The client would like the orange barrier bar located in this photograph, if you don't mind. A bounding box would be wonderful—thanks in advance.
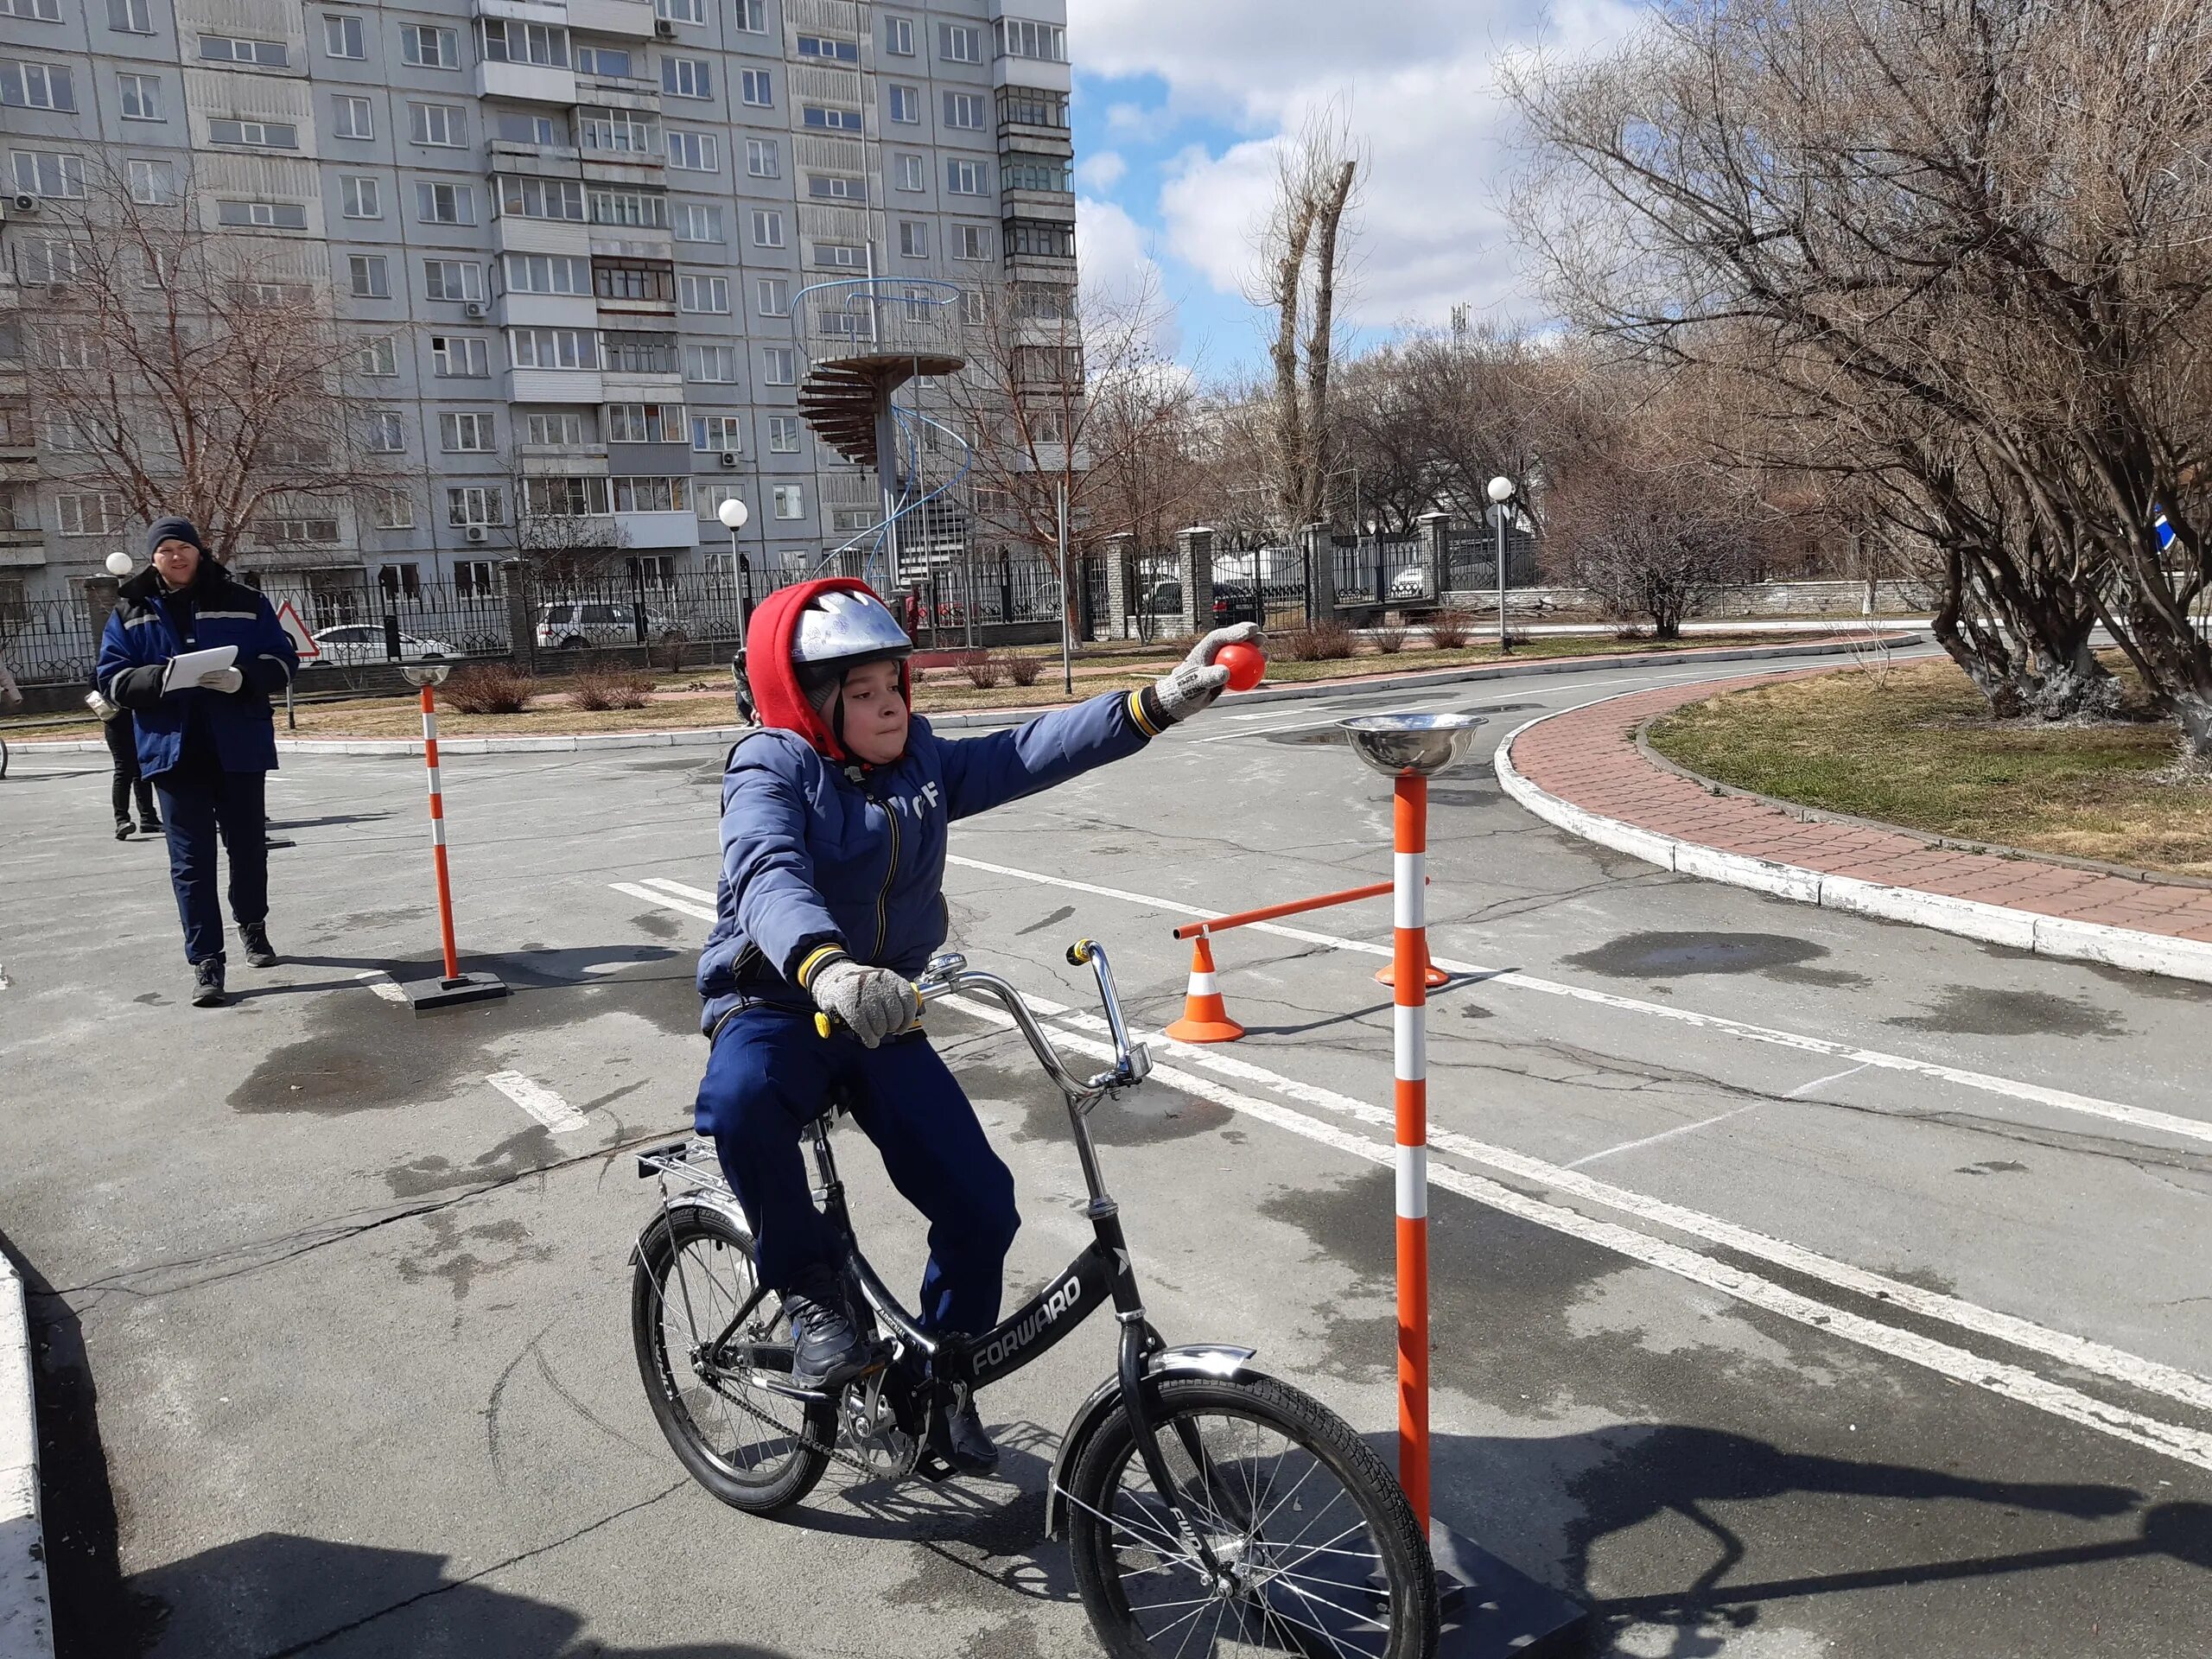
[1170,879,1395,940]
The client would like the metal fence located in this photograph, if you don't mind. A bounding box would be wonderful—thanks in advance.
[0,594,102,688]
[1444,524,1540,594]
[1330,537,1427,607]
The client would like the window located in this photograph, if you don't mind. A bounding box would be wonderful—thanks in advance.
[761,347,796,386]
[43,412,84,451]
[946,159,986,196]
[999,86,1068,129]
[481,19,567,65]
[0,0,59,18]
[430,335,489,377]
[57,492,125,536]
[416,181,475,226]
[940,22,979,62]
[750,209,783,248]
[574,43,630,76]
[600,330,675,373]
[499,175,585,220]
[356,335,398,376]
[219,199,308,229]
[683,344,738,383]
[399,24,458,68]
[208,118,297,149]
[448,486,504,526]
[522,474,608,517]
[108,0,152,32]
[591,189,668,229]
[332,94,373,139]
[1007,218,1075,259]
[594,259,674,302]
[897,154,925,193]
[1003,154,1071,194]
[503,252,588,294]
[346,255,389,298]
[739,67,772,106]
[734,0,766,32]
[340,175,380,219]
[127,159,173,205]
[768,416,801,453]
[524,410,588,445]
[508,327,592,369]
[0,60,73,110]
[812,242,863,270]
[667,130,717,171]
[887,85,919,124]
[943,92,982,130]
[496,111,565,145]
[746,137,779,178]
[409,102,464,147]
[808,174,863,201]
[454,560,501,596]
[696,483,743,520]
[578,106,656,151]
[755,276,788,317]
[661,57,709,99]
[656,0,704,22]
[957,223,990,261]
[804,105,862,131]
[673,201,722,242]
[677,274,728,313]
[897,220,928,258]
[200,35,287,67]
[439,411,493,452]
[797,35,857,63]
[691,413,743,453]
[375,562,420,599]
[611,476,688,512]
[994,17,1065,61]
[423,259,483,302]
[323,14,364,58]
[884,16,913,55]
[605,403,683,442]
[372,487,413,530]
[772,484,804,520]
[366,410,404,452]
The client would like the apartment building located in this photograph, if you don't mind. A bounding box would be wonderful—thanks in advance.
[0,0,1076,612]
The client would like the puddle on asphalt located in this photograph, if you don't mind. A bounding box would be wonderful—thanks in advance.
[1563,931,1871,988]
[1885,986,2126,1038]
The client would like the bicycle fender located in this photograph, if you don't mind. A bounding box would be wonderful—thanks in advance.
[1044,1344,1259,1538]
[626,1192,750,1268]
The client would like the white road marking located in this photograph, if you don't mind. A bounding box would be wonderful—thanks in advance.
[938,991,2212,1472]
[639,876,715,903]
[486,1070,588,1134]
[613,881,715,923]
[355,969,408,1004]
[942,853,2212,1149]
[1563,1103,1762,1169]
[1787,1061,1877,1099]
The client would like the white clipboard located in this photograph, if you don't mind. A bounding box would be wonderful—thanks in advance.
[162,645,238,693]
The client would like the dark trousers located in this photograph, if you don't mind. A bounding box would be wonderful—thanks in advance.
[103,716,157,828]
[152,767,270,965]
[696,1005,1021,1337]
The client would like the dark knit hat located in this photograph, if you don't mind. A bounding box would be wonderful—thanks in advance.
[146,517,206,557]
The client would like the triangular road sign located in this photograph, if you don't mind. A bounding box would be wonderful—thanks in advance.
[276,600,320,658]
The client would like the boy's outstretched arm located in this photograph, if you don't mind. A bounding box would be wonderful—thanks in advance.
[720,745,847,988]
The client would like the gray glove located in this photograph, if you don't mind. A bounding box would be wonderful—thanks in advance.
[1149,623,1262,725]
[198,666,245,695]
[811,957,920,1049]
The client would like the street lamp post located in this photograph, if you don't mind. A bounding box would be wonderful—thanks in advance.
[716,495,753,639]
[1486,475,1515,652]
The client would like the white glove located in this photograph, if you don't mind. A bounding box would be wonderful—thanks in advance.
[198,666,245,694]
[1150,623,1261,724]
[811,958,920,1049]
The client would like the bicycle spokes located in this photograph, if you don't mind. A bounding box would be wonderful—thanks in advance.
[656,1230,811,1473]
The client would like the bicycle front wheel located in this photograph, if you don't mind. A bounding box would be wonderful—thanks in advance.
[630,1202,836,1515]
[1065,1374,1437,1659]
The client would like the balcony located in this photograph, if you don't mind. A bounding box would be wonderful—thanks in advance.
[614,510,696,550]
[493,215,593,258]
[506,366,605,404]
[1001,185,1074,221]
[579,150,664,190]
[567,0,657,39]
[498,291,597,328]
[476,60,578,106]
[518,439,608,462]
[0,526,47,565]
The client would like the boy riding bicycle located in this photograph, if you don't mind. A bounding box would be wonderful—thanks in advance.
[694,577,1257,1473]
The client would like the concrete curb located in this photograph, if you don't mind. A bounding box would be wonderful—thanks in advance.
[13,635,1910,758]
[1493,693,2212,988]
[0,1255,52,1659]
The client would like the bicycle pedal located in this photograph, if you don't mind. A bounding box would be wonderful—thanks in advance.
[912,1448,957,1484]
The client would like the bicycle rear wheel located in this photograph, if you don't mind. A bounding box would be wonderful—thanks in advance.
[631,1202,836,1514]
[1065,1375,1437,1659]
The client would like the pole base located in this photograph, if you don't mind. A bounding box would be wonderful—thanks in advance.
[1376,960,1450,989]
[1431,1519,1590,1657]
[401,971,510,1014]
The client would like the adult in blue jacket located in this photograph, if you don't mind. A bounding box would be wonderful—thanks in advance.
[694,577,1257,1472]
[94,518,298,1007]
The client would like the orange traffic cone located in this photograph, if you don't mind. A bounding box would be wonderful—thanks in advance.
[1164,931,1244,1043]
[1376,941,1449,990]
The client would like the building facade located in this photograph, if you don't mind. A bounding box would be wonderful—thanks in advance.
[0,0,1076,615]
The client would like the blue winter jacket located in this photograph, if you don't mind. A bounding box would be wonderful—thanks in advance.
[92,563,298,777]
[696,690,1158,1034]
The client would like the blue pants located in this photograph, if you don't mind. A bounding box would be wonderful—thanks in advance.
[153,767,269,966]
[695,1005,1020,1337]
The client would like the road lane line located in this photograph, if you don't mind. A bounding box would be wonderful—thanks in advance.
[943,853,2212,1149]
[613,881,716,923]
[486,1070,588,1134]
[1563,1104,1762,1169]
[641,877,717,904]
[355,969,408,1004]
[938,994,2212,1472]
[1788,1061,1876,1099]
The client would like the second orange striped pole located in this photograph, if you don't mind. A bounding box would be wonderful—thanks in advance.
[1391,771,1432,1531]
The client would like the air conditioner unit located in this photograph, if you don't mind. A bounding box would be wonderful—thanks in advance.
[462,301,486,319]
[718,451,739,469]
[653,17,677,36]
[465,524,488,543]
[10,193,39,214]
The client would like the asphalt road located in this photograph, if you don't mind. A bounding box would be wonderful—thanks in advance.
[3,648,2209,1659]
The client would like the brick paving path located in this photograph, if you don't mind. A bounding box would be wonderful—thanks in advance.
[1509,671,2212,947]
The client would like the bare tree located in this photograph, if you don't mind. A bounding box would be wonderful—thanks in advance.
[510,463,632,582]
[19,162,386,566]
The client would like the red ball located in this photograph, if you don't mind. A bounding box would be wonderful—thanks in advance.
[1217,640,1266,692]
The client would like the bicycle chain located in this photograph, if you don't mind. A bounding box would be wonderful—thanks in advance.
[703,1362,922,1483]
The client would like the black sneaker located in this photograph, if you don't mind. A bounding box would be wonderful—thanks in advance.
[240,923,277,968]
[191,958,226,1007]
[115,820,134,841]
[930,1384,1000,1475]
[142,817,162,834]
[781,1268,869,1393]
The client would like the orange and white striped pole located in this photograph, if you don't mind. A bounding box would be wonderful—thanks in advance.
[1391,771,1433,1531]
[421,683,461,982]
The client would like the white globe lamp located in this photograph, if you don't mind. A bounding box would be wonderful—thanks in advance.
[716,498,749,531]
[105,551,135,577]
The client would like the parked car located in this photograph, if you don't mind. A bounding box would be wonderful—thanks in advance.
[303,624,461,668]
[1210,582,1260,626]
[534,601,671,651]
[1389,564,1432,601]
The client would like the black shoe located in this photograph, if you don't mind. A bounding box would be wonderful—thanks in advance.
[239,923,278,969]
[142,817,162,834]
[781,1268,869,1393]
[930,1385,1000,1475]
[116,820,133,841]
[191,958,226,1007]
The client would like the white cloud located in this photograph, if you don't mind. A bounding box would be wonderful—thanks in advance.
[1074,149,1128,191]
[1075,195,1179,355]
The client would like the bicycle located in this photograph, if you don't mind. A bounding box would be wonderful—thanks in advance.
[629,940,1438,1657]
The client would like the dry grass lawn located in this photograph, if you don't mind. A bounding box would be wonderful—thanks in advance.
[1647,657,2212,876]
